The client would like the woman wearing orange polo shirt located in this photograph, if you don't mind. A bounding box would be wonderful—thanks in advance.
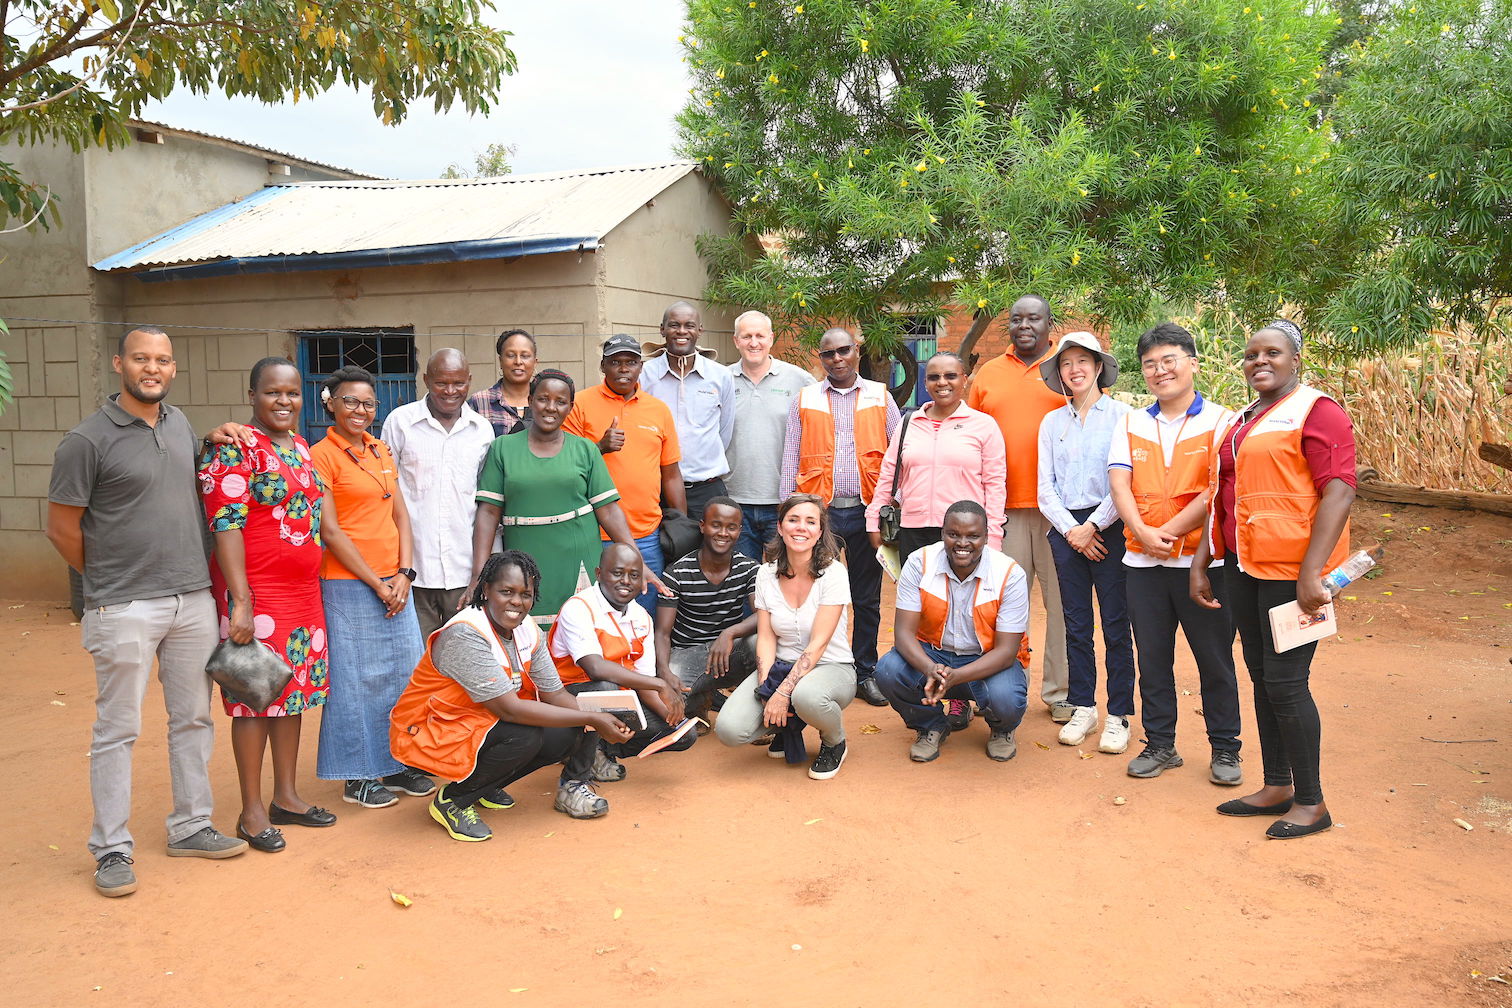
[1190,321,1355,840]
[311,366,433,810]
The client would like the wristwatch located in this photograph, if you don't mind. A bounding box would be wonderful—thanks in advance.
[396,567,417,580]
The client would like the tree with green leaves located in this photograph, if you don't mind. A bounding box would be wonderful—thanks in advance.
[441,140,516,178]
[677,0,1350,391]
[1320,0,1512,351]
[0,1,517,230]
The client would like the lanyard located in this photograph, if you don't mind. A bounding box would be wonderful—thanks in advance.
[342,440,392,500]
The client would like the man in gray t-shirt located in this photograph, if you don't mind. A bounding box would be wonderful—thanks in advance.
[724,310,816,560]
[46,326,248,897]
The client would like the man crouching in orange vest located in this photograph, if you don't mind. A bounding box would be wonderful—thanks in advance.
[874,501,1032,764]
[390,550,635,842]
[547,543,698,808]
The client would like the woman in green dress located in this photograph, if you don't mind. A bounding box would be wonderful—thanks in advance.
[470,370,653,616]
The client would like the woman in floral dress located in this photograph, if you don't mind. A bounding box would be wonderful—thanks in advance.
[200,357,338,852]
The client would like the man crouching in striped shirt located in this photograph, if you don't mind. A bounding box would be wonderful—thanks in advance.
[653,497,759,723]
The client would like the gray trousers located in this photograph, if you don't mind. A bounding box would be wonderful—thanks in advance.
[412,586,469,640]
[81,589,219,859]
[714,663,856,748]
[1003,507,1068,706]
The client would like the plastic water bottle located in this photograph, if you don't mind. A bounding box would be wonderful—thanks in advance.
[1322,547,1383,596]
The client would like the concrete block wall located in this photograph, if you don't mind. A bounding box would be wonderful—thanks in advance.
[0,322,100,600]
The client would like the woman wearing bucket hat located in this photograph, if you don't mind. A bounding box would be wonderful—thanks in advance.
[1036,332,1137,754]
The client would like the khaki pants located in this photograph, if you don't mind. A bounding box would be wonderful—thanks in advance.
[82,589,219,859]
[1002,507,1068,706]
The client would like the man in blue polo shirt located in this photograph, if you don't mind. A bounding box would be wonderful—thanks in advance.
[640,301,736,522]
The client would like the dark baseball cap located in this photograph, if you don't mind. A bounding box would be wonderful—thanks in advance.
[601,334,643,359]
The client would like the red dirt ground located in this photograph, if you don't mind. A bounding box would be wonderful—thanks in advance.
[3,500,1509,1008]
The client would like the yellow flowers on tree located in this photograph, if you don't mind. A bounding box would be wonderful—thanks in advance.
[0,1,517,230]
[678,0,1342,388]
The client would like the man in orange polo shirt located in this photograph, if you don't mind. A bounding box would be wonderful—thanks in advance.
[564,334,687,613]
[966,294,1073,723]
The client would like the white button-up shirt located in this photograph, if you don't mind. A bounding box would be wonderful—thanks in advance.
[381,399,496,590]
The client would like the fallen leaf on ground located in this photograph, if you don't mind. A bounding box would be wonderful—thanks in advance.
[1034,741,1049,750]
[613,907,623,920]
[1342,595,1357,601]
[859,724,881,734]
[8,604,24,609]
[1113,796,1126,806]
[594,946,618,955]
[1453,818,1473,831]
[1078,751,1094,760]
[48,844,58,850]
[804,818,822,825]
[389,891,412,907]
[543,832,554,838]
[50,700,65,707]
[510,988,528,993]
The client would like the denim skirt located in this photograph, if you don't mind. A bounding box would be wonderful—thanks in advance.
[315,577,424,780]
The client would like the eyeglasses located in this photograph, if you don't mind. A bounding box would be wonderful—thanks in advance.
[339,395,379,411]
[1140,354,1193,374]
[818,345,857,360]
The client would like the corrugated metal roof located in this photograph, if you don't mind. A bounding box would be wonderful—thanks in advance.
[127,118,377,179]
[92,161,699,276]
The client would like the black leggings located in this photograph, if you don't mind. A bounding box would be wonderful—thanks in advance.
[449,722,581,808]
[1226,560,1324,805]
[896,526,942,566]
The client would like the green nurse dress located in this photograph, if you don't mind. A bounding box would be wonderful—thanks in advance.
[475,433,620,616]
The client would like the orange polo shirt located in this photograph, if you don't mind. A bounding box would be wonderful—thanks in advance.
[310,429,401,580]
[967,349,1067,509]
[563,383,680,539]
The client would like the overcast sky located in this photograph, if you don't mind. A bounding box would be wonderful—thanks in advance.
[145,2,692,179]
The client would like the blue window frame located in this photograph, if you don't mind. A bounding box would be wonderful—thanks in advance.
[296,327,417,443]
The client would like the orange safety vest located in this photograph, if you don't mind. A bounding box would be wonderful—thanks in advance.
[1209,385,1351,580]
[914,543,1033,669]
[795,380,890,504]
[548,591,648,686]
[389,608,541,783]
[1122,404,1220,561]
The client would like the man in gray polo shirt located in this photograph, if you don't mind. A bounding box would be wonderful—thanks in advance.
[725,310,815,560]
[47,326,247,897]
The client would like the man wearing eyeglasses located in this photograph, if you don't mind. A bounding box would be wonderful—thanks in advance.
[966,295,1074,723]
[1106,322,1243,785]
[381,348,496,637]
[640,302,736,523]
[779,328,901,706]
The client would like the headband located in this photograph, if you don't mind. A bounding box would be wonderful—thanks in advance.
[1266,319,1304,353]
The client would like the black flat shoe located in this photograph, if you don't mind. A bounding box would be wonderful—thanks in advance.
[237,822,286,853]
[1265,813,1333,839]
[1216,797,1295,817]
[268,803,337,827]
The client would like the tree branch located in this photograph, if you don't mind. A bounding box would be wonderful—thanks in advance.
[0,0,157,110]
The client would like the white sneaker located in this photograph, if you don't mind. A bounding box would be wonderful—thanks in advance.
[1099,715,1131,754]
[1058,706,1099,746]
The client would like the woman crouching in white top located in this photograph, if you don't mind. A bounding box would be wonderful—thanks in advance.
[714,493,856,779]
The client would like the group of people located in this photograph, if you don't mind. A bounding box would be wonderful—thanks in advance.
[48,295,1356,897]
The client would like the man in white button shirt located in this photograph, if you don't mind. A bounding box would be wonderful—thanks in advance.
[382,348,497,638]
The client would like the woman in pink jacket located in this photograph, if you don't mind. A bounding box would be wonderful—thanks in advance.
[867,352,1007,561]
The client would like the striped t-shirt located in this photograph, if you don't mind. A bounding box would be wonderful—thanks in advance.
[660,552,759,649]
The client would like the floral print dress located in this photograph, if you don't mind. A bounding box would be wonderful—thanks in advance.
[199,428,329,717]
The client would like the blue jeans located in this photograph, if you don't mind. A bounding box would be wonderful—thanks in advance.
[633,530,664,615]
[875,642,1028,734]
[316,577,424,780]
[736,504,778,562]
[1046,510,1136,715]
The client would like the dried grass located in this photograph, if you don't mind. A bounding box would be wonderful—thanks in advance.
[1311,330,1512,494]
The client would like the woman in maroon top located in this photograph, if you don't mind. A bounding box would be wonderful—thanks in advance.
[1190,321,1355,839]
